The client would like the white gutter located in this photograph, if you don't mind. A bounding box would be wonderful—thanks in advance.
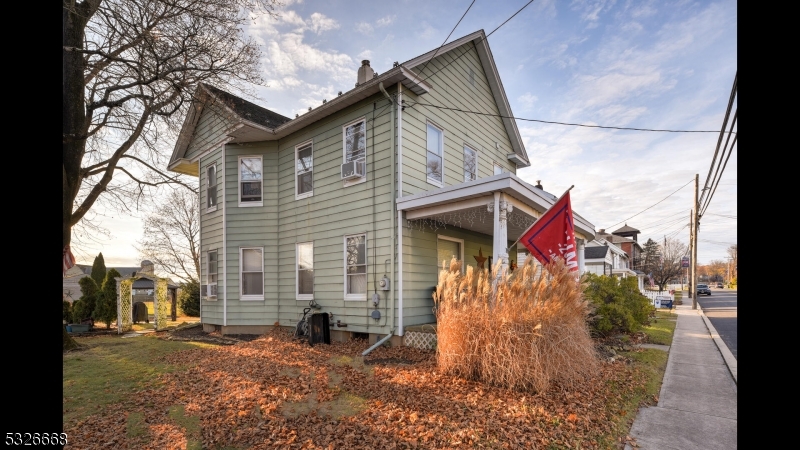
[379,83,396,335]
[222,144,227,326]
[397,82,404,337]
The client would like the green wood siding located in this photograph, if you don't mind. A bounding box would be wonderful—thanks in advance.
[199,148,224,324]
[401,42,517,196]
[184,103,237,162]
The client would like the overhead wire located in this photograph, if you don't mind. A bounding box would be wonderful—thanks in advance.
[406,101,734,134]
[698,72,737,215]
[416,0,476,84]
[604,178,694,230]
[417,0,538,86]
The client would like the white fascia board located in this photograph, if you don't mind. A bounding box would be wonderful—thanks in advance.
[401,30,485,69]
[169,96,204,167]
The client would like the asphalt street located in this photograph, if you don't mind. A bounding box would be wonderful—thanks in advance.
[694,288,737,360]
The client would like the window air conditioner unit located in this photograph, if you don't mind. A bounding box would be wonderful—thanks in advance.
[341,160,365,180]
[207,283,217,298]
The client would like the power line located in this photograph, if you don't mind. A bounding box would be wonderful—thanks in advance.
[417,0,538,86]
[408,101,735,134]
[698,72,737,215]
[416,0,476,85]
[704,212,737,220]
[604,178,695,230]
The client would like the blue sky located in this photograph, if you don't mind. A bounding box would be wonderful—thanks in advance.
[76,0,737,269]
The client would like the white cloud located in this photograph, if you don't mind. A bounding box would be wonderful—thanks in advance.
[356,22,373,34]
[308,12,339,34]
[517,93,538,111]
[357,50,373,61]
[277,10,307,28]
[376,15,396,27]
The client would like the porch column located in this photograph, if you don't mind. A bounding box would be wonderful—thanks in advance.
[488,192,512,277]
[577,238,585,275]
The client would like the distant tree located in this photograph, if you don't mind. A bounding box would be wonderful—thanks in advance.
[650,238,689,292]
[137,187,200,284]
[95,268,121,329]
[640,238,660,276]
[91,252,107,287]
[178,279,200,317]
[706,260,727,282]
[78,276,100,320]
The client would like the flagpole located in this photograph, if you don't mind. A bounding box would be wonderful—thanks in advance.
[507,185,574,252]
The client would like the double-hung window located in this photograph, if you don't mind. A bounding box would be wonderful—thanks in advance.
[297,242,314,300]
[239,156,262,206]
[206,165,217,211]
[295,141,313,198]
[206,250,218,299]
[240,247,264,300]
[426,122,443,185]
[463,145,477,182]
[343,119,366,184]
[344,234,367,300]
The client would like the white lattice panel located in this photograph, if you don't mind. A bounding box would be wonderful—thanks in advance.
[404,331,437,350]
[118,279,133,334]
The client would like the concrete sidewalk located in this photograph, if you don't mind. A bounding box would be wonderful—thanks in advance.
[625,296,737,449]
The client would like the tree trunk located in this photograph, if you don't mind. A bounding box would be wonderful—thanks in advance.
[63,325,80,351]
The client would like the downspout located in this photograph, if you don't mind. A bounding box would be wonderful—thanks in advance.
[378,83,396,334]
[222,145,227,326]
[362,329,396,356]
[396,82,404,337]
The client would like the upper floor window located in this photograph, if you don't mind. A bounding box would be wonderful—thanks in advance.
[295,141,313,198]
[239,156,262,206]
[206,164,217,211]
[343,119,366,184]
[427,122,443,186]
[464,145,477,182]
[205,250,218,299]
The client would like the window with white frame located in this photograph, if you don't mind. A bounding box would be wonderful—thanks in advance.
[206,250,218,299]
[426,123,443,185]
[344,234,367,299]
[437,235,464,272]
[206,165,217,210]
[297,242,314,299]
[239,156,262,205]
[343,119,366,182]
[493,162,504,175]
[295,141,313,198]
[464,145,477,182]
[240,247,264,299]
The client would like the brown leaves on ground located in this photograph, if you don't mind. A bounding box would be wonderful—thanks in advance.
[64,328,649,449]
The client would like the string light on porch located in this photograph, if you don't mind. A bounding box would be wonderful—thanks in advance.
[506,210,536,230]
[406,208,490,233]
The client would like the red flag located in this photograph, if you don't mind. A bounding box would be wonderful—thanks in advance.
[63,245,76,276]
[518,191,578,272]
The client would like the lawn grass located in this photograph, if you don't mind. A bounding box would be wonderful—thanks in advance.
[644,310,678,345]
[595,348,670,448]
[63,335,213,424]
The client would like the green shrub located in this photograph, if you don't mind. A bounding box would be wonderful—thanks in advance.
[583,273,652,336]
[94,269,121,329]
[72,299,89,324]
[63,300,72,323]
[78,276,100,320]
[178,279,200,317]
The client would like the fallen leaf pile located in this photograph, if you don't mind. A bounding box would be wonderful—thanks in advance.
[64,328,652,449]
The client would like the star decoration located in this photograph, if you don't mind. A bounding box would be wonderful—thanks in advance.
[473,247,487,269]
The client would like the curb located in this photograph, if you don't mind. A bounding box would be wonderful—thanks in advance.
[697,308,737,385]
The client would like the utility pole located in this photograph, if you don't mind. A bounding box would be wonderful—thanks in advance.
[691,174,699,310]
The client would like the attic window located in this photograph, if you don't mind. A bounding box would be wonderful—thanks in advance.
[206,165,217,210]
[469,68,475,86]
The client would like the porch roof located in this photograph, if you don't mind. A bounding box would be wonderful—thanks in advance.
[396,172,596,240]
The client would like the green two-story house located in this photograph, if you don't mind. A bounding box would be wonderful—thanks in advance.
[167,30,596,346]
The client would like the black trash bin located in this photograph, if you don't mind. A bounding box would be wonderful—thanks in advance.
[309,313,330,346]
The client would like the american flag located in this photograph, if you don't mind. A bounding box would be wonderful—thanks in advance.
[63,245,76,276]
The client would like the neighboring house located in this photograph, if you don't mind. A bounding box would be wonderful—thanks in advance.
[595,224,643,271]
[583,239,644,291]
[166,30,597,344]
[62,264,139,303]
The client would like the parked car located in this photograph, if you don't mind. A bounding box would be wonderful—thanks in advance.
[716,283,724,288]
[696,284,711,295]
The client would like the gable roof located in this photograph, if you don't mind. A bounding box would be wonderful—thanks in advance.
[612,224,641,235]
[66,264,141,279]
[584,246,609,259]
[168,29,529,175]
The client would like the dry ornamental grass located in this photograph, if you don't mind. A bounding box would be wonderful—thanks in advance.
[433,257,598,392]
